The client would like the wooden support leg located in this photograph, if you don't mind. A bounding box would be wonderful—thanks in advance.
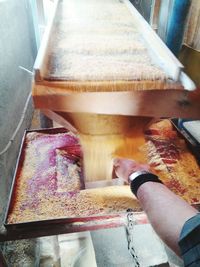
[40,112,53,128]
[0,250,7,267]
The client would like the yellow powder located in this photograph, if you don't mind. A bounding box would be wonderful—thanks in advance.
[45,0,170,84]
[79,117,149,181]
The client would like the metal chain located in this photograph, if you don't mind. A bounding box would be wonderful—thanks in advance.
[126,211,140,267]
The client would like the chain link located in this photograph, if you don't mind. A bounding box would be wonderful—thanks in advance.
[126,210,140,267]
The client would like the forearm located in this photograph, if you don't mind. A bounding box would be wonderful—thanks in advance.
[137,182,198,256]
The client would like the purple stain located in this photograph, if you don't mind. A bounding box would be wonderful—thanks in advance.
[54,190,78,198]
[25,132,82,206]
[20,198,40,210]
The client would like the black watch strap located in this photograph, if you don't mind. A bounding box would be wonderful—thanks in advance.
[130,173,163,197]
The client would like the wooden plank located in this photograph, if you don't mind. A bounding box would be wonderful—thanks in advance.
[34,79,184,91]
[33,84,200,119]
[0,213,148,242]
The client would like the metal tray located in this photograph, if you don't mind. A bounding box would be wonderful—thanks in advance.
[4,124,200,232]
[4,127,141,231]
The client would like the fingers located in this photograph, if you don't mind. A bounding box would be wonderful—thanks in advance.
[114,158,149,169]
[113,158,136,167]
[113,158,136,181]
[113,158,150,180]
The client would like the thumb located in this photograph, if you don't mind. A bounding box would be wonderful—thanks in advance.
[113,158,121,167]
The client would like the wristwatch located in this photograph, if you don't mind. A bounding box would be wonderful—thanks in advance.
[128,170,163,197]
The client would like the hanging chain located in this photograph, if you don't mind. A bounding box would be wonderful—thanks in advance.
[126,210,140,267]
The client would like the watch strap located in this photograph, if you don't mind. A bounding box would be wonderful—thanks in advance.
[130,172,163,197]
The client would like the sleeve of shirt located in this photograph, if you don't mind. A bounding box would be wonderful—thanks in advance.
[178,213,200,267]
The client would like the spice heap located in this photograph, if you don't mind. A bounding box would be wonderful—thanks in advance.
[143,120,200,203]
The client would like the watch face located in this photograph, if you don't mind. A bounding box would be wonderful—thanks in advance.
[129,171,149,182]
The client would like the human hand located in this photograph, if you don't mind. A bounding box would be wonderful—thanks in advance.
[113,158,150,183]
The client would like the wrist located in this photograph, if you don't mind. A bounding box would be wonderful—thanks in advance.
[128,171,163,197]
